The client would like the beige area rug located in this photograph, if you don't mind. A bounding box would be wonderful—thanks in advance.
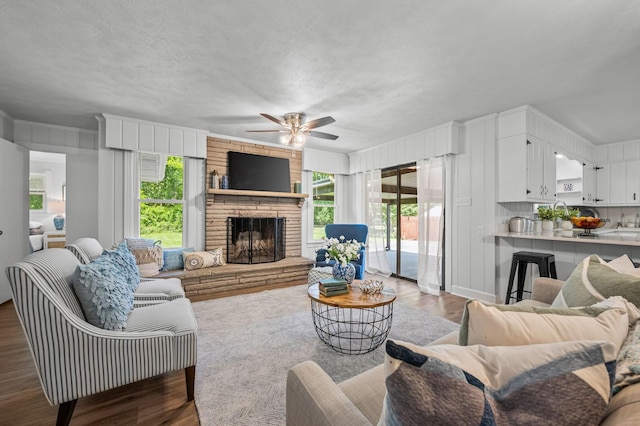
[191,284,459,425]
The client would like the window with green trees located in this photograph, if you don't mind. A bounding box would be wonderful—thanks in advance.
[139,154,183,247]
[312,171,334,239]
[29,173,46,211]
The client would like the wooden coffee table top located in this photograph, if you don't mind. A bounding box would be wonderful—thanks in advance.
[307,283,396,309]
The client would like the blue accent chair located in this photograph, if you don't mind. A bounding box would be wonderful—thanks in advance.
[315,224,368,279]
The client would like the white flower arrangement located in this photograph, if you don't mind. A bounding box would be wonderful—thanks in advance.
[320,235,363,267]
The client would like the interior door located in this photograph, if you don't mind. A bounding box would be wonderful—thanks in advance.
[0,138,29,304]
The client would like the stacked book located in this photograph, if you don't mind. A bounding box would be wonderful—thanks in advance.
[318,278,349,297]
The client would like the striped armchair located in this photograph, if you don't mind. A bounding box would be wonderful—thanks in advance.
[6,249,197,426]
[66,237,185,306]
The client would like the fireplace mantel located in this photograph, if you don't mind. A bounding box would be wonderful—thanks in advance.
[207,189,308,207]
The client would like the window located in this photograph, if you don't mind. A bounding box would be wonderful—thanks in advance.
[29,173,46,211]
[312,171,335,240]
[139,153,184,248]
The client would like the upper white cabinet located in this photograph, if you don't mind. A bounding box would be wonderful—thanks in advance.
[498,134,556,202]
[498,105,594,204]
[594,160,640,206]
[626,160,640,204]
[582,161,597,205]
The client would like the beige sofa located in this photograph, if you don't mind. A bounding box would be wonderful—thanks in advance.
[286,278,640,425]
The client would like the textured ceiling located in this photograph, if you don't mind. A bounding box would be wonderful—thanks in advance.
[0,1,639,153]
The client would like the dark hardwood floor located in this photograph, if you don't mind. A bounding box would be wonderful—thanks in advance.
[0,275,467,425]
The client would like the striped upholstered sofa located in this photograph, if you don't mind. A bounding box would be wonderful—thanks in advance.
[6,248,198,425]
[66,237,185,306]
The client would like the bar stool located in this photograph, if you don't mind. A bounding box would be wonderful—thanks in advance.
[505,251,557,304]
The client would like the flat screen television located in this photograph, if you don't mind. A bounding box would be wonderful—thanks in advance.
[228,151,291,192]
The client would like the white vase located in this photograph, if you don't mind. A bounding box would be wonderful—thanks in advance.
[541,220,554,231]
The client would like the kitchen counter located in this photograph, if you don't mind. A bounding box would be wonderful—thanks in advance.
[495,228,640,247]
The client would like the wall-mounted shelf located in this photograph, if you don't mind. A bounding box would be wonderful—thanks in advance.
[207,189,308,207]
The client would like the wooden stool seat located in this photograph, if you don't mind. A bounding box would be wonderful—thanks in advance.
[505,251,557,304]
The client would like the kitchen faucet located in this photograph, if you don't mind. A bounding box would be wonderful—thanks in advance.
[553,200,569,216]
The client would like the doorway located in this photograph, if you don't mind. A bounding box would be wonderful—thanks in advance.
[29,151,66,250]
[381,164,418,281]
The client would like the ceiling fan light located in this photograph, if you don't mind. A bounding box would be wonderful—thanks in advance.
[280,133,291,145]
[294,132,305,145]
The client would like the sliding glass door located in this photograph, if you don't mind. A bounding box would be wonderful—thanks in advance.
[381,164,418,281]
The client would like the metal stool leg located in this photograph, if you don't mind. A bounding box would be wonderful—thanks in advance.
[506,256,518,304]
[549,260,558,279]
[516,260,528,302]
[538,259,549,278]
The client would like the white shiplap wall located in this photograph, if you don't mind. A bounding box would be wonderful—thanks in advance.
[302,147,349,174]
[100,113,208,158]
[348,121,462,174]
[14,119,98,149]
[449,114,498,302]
[11,119,101,244]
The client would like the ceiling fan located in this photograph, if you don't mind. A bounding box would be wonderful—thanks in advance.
[247,112,338,147]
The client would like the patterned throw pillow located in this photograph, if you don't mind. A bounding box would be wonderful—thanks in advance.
[458,299,629,351]
[161,247,195,271]
[183,248,225,271]
[125,238,164,270]
[552,254,640,308]
[380,339,616,426]
[72,254,134,330]
[101,241,140,291]
[130,246,164,277]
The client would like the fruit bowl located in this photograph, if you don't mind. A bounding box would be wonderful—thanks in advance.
[571,216,606,236]
[570,217,604,229]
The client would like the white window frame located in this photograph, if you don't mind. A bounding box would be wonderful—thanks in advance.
[309,170,336,242]
[29,172,47,212]
[136,153,185,248]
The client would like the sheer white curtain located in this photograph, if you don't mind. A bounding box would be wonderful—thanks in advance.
[417,157,445,295]
[365,169,392,276]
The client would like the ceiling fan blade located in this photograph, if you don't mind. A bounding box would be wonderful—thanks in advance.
[308,130,339,140]
[260,113,287,127]
[304,116,335,129]
[246,129,289,133]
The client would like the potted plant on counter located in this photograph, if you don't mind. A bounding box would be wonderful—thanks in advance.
[559,208,580,230]
[537,206,556,231]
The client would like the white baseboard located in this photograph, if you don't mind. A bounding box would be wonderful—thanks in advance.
[450,286,497,303]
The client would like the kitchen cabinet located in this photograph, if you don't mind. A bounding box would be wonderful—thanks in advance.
[592,160,640,206]
[610,163,626,204]
[582,161,597,205]
[626,160,640,204]
[595,162,631,205]
[596,164,610,205]
[498,134,556,203]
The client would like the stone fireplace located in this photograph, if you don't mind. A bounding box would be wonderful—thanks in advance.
[226,217,285,264]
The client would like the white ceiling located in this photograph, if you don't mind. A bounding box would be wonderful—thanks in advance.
[1,1,639,153]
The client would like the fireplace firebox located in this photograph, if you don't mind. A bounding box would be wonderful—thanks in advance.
[226,217,286,264]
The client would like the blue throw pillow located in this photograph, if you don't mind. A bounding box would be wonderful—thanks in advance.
[102,241,140,291]
[72,254,134,330]
[161,247,195,271]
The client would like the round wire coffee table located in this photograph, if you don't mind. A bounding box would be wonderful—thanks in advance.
[307,283,396,355]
